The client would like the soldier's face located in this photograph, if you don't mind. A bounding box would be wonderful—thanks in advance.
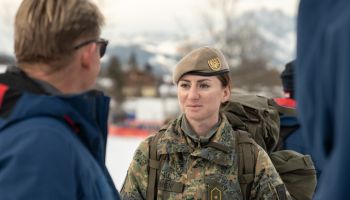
[177,74,230,126]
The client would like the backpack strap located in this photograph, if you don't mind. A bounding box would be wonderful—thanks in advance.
[146,130,165,200]
[236,130,258,200]
[237,130,290,200]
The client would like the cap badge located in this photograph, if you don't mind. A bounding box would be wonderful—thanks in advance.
[208,57,221,71]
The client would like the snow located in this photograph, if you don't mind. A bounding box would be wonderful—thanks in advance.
[0,65,7,73]
[106,136,144,190]
[122,97,179,121]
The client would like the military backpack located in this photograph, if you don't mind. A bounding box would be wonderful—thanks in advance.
[223,93,317,200]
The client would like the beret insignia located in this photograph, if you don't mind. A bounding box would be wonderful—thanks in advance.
[208,57,221,71]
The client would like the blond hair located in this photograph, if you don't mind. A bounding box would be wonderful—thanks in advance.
[14,0,104,70]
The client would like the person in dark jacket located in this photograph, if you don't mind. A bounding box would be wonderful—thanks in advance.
[0,0,120,199]
[274,61,305,152]
[274,61,321,178]
[296,0,350,199]
[274,61,303,151]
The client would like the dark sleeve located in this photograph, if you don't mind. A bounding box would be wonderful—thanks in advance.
[0,118,77,200]
[297,2,350,199]
[313,9,350,199]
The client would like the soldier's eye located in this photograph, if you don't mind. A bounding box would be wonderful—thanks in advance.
[199,83,210,89]
[179,83,190,89]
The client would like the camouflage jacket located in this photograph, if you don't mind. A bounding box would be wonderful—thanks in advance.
[121,114,290,200]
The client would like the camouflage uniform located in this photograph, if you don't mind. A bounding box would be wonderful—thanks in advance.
[121,114,290,200]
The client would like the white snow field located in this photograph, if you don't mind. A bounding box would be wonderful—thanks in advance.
[106,136,144,190]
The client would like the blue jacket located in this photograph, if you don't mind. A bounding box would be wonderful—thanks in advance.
[281,115,305,153]
[0,70,120,200]
[275,97,321,178]
[297,0,350,199]
[273,98,305,152]
[280,115,321,178]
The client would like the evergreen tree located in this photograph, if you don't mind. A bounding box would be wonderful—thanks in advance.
[144,62,153,74]
[128,51,138,71]
[106,55,125,104]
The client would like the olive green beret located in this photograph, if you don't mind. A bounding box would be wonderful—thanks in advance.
[173,46,230,84]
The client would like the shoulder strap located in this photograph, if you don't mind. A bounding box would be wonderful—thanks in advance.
[236,130,258,200]
[237,131,289,200]
[146,129,165,200]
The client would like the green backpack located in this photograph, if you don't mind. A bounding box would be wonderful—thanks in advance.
[223,93,317,200]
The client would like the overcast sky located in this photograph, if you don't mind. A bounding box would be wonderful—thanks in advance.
[99,0,299,35]
[0,0,298,54]
[1,0,298,33]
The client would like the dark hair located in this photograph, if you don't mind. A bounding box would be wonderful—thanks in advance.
[281,61,294,98]
[217,72,232,89]
[216,72,232,107]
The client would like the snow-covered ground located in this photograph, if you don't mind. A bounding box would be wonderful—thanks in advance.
[106,136,144,190]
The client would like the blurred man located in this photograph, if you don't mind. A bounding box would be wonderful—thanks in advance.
[0,0,120,199]
[274,61,302,151]
[296,0,350,199]
[274,61,321,178]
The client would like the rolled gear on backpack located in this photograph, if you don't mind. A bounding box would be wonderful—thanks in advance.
[270,150,317,200]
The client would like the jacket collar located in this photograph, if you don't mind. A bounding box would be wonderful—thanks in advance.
[0,66,59,95]
[0,87,110,164]
[157,114,236,167]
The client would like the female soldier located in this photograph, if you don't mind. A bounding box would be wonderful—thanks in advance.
[121,46,290,200]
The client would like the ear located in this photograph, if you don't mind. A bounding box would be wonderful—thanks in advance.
[221,86,231,103]
[80,43,97,70]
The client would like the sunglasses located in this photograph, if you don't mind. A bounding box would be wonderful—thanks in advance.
[73,38,109,58]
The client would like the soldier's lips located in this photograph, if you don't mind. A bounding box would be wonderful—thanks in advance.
[186,105,202,111]
[186,105,202,108]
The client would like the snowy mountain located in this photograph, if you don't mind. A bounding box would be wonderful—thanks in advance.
[101,33,184,79]
[103,8,296,77]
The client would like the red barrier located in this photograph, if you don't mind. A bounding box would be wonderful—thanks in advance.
[108,125,151,138]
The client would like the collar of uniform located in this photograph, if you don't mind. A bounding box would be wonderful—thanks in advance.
[181,114,221,143]
[157,115,194,155]
[190,114,236,166]
[157,114,236,167]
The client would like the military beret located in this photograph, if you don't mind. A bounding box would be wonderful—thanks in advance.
[173,46,230,84]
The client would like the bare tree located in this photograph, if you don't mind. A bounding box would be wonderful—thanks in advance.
[195,0,280,95]
[201,0,272,61]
